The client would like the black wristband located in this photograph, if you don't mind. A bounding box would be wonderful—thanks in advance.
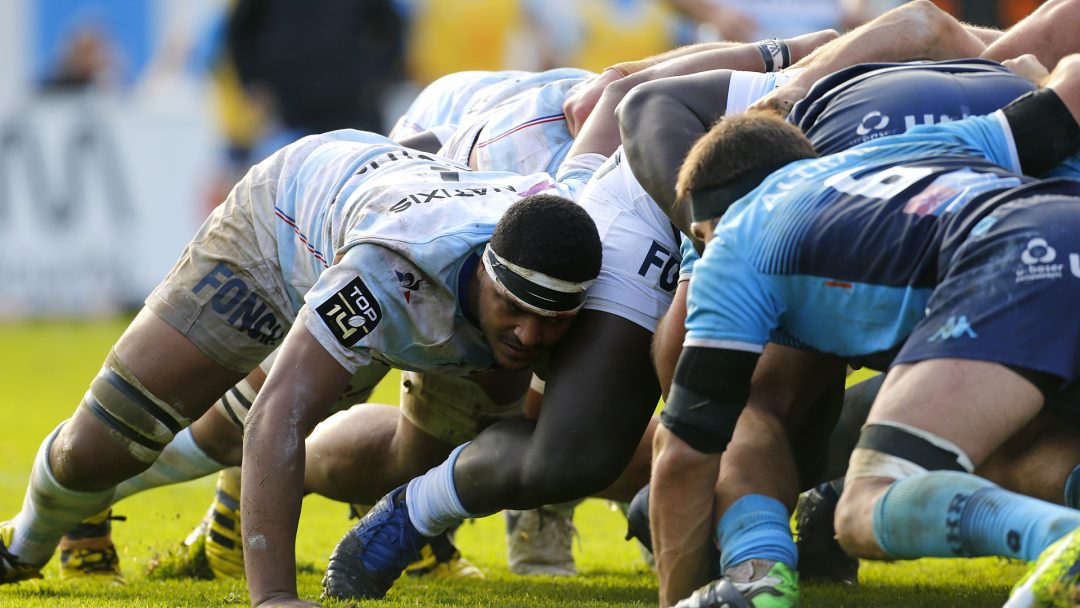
[1002,88,1080,176]
[755,39,791,73]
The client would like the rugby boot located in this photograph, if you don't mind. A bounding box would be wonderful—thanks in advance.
[59,509,125,583]
[674,559,799,608]
[404,529,484,580]
[0,522,44,584]
[1004,526,1080,608]
[793,483,858,585]
[505,502,580,576]
[323,485,428,600]
[352,504,483,580]
[203,468,245,578]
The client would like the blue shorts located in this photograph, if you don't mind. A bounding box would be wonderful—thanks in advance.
[791,60,1034,155]
[895,181,1080,389]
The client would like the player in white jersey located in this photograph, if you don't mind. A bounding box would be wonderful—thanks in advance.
[0,119,619,608]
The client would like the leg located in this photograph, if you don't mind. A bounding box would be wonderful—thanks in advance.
[835,359,1078,561]
[305,404,455,504]
[5,308,246,572]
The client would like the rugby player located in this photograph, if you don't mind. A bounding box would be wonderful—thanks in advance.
[659,49,1080,608]
[55,32,849,586]
[0,107,624,606]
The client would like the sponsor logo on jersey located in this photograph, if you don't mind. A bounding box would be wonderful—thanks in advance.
[192,263,285,346]
[315,277,383,347]
[927,315,977,342]
[637,241,680,293]
[1015,237,1063,283]
[396,270,423,303]
[388,185,518,213]
[854,110,969,140]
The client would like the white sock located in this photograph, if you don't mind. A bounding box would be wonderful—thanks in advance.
[10,423,115,566]
[405,443,482,537]
[113,427,225,502]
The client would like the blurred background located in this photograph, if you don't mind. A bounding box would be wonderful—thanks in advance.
[0,0,1043,318]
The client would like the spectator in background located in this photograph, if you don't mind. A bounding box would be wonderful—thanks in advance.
[40,25,119,92]
[525,0,680,73]
[677,0,844,42]
[227,0,405,157]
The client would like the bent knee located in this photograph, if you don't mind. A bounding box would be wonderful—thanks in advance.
[835,479,891,559]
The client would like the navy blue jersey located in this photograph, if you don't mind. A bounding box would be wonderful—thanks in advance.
[791,59,1035,156]
[686,113,1030,364]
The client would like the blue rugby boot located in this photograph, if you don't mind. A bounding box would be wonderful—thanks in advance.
[323,485,429,600]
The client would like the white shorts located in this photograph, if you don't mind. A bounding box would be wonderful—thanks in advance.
[580,148,680,332]
[725,68,805,115]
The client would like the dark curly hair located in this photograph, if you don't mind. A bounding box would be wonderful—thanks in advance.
[490,194,602,283]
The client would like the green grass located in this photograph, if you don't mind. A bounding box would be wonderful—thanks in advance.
[0,319,1028,606]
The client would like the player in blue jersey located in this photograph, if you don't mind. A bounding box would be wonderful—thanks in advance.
[656,52,1080,608]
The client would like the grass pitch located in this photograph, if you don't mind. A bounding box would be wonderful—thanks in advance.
[0,318,1027,606]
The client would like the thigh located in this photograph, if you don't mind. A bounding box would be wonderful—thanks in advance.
[867,359,1043,467]
[399,371,528,446]
[144,158,293,375]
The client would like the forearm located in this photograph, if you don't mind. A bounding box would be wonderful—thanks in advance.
[782,0,985,100]
[243,411,307,605]
[652,426,721,607]
[965,24,1003,45]
[982,0,1080,69]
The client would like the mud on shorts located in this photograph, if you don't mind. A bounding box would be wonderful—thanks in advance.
[398,371,526,446]
[896,184,1080,399]
[145,151,294,374]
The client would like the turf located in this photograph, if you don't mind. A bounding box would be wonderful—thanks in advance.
[0,318,1028,606]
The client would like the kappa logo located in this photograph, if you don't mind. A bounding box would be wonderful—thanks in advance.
[315,277,383,347]
[1016,237,1064,283]
[927,315,977,342]
[395,270,423,303]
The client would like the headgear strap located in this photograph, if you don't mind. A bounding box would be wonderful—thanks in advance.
[688,164,788,223]
[482,245,595,318]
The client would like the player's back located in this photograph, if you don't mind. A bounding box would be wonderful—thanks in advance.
[700,117,1034,360]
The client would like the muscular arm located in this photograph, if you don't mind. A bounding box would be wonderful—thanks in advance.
[616,70,735,234]
[982,0,1080,69]
[755,0,987,114]
[652,345,757,605]
[564,31,836,136]
[243,325,351,607]
[453,311,659,511]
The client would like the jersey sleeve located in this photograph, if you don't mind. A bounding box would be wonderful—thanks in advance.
[549,152,607,200]
[301,244,429,374]
[683,239,782,353]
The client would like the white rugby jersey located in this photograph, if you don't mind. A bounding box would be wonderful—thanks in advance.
[437,68,592,176]
[388,70,530,140]
[260,129,602,374]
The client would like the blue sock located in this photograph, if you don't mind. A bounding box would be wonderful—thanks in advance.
[716,494,797,572]
[874,471,1080,562]
[1065,463,1080,510]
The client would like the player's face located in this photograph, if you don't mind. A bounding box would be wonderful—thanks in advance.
[476,271,576,370]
